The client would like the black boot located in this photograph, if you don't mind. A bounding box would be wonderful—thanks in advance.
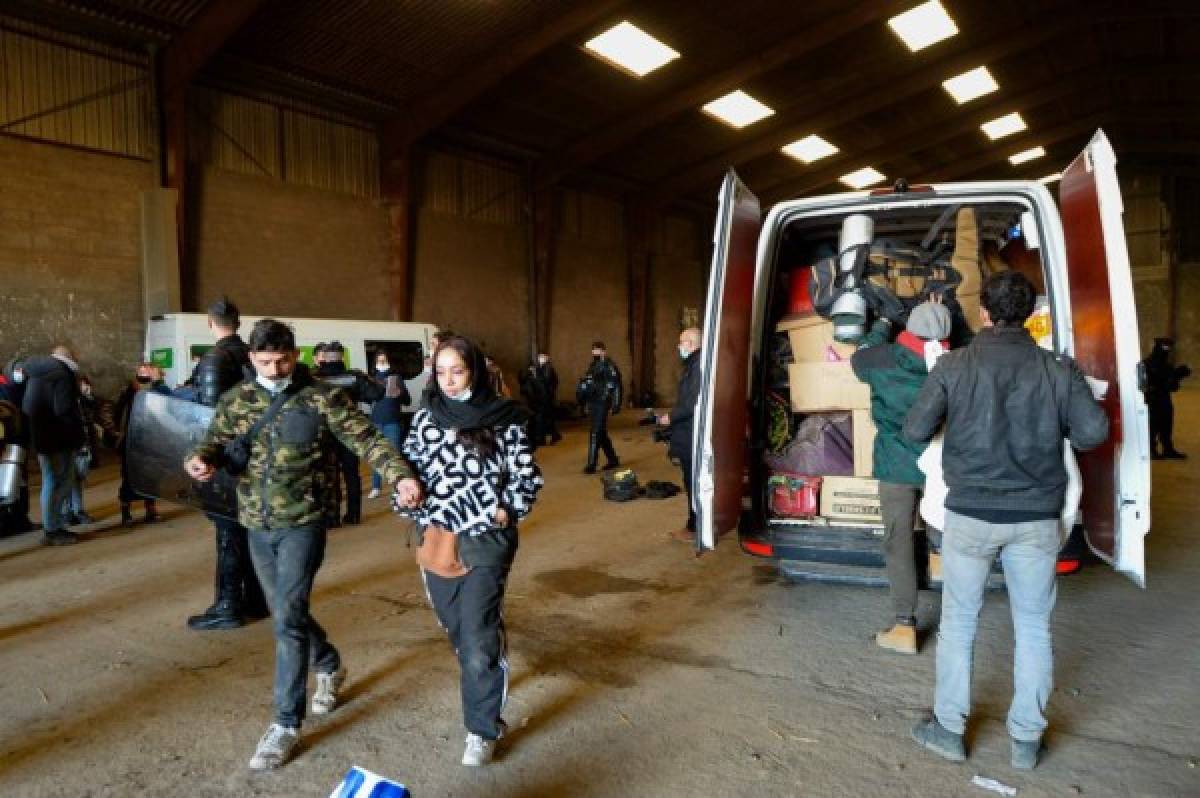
[187,524,246,631]
[143,500,160,523]
[343,494,362,525]
[120,503,134,527]
[583,434,599,474]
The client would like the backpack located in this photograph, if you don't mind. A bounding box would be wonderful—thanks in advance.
[601,468,639,502]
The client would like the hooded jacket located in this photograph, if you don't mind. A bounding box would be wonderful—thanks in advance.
[21,355,86,455]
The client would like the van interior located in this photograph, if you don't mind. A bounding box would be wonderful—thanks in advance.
[754,199,1050,530]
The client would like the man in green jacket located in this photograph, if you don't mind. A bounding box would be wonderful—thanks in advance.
[185,319,422,771]
[852,300,951,654]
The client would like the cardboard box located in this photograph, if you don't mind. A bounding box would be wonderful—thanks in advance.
[788,361,871,412]
[852,408,875,478]
[820,476,882,522]
[776,315,856,363]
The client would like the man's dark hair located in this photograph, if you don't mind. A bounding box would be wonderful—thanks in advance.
[325,340,345,354]
[591,340,606,350]
[981,271,1037,326]
[248,319,295,352]
[207,297,240,329]
[312,342,326,356]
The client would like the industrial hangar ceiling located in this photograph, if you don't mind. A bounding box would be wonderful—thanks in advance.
[7,0,1198,211]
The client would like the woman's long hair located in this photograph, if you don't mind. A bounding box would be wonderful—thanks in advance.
[433,335,499,458]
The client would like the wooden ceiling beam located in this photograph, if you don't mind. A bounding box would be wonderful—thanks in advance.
[757,62,1103,203]
[161,0,270,96]
[533,0,912,187]
[644,6,1086,206]
[381,0,628,156]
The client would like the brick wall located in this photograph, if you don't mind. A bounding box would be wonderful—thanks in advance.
[191,167,392,322]
[0,135,151,397]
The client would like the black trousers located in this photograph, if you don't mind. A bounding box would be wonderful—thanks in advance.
[1148,393,1176,452]
[423,565,510,740]
[209,513,267,614]
[678,448,696,531]
[335,443,361,516]
[587,402,617,465]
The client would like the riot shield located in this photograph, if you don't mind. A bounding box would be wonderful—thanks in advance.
[126,391,239,520]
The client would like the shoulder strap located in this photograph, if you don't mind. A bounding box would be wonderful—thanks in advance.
[247,386,299,442]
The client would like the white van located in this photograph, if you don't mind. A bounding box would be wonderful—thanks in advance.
[692,130,1150,588]
[144,313,437,413]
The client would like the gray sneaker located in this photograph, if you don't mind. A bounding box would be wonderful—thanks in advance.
[311,666,346,715]
[43,529,79,546]
[1011,737,1043,770]
[911,717,966,762]
[248,723,299,770]
[462,719,507,767]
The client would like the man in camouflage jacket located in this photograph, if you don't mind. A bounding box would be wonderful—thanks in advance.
[184,319,422,771]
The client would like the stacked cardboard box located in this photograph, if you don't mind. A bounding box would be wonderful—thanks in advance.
[775,314,877,511]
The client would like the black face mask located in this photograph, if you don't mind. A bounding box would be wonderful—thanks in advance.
[135,376,152,385]
[592,355,603,362]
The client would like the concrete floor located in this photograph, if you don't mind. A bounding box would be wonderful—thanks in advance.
[0,396,1197,797]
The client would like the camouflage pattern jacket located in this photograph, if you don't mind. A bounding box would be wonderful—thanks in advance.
[189,369,414,531]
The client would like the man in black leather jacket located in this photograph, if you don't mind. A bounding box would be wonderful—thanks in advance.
[313,341,384,525]
[903,272,1108,770]
[577,341,622,473]
[658,328,702,542]
[186,298,268,630]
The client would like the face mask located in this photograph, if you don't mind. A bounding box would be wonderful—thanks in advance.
[678,345,690,360]
[12,371,24,383]
[257,375,291,394]
[447,388,472,403]
[537,356,549,366]
[592,355,602,362]
[376,364,389,373]
[135,376,153,385]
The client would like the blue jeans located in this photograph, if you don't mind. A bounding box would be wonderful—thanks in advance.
[934,510,1059,743]
[38,451,76,533]
[370,422,405,492]
[247,526,340,728]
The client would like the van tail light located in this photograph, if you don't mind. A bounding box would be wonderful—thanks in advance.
[743,540,774,558]
[1056,559,1082,575]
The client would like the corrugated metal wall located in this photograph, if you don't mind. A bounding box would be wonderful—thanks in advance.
[189,87,380,198]
[0,21,151,158]
[421,151,523,225]
[559,188,624,246]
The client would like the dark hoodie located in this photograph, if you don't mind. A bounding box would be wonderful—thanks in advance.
[21,355,86,455]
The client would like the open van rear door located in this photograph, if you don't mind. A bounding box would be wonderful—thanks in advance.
[1058,130,1150,587]
[693,170,761,550]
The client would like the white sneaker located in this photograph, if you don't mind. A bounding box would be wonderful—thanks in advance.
[311,666,346,715]
[367,488,381,500]
[248,723,299,770]
[462,720,506,766]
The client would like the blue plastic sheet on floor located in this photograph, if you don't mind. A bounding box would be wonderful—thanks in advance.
[329,766,410,798]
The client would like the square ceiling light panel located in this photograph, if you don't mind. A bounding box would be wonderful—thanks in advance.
[1038,172,1063,184]
[1009,146,1047,165]
[943,66,999,104]
[781,134,839,163]
[981,112,1027,140]
[840,167,887,190]
[888,1,959,52]
[703,90,775,129]
[585,21,680,77]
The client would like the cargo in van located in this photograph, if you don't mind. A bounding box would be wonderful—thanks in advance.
[691,130,1150,588]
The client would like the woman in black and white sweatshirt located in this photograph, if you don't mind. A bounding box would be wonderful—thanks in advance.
[396,334,542,766]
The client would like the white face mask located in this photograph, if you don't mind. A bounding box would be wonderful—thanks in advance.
[537,356,549,366]
[257,375,291,394]
[12,370,24,383]
[376,364,389,373]
[447,388,473,403]
[678,345,690,360]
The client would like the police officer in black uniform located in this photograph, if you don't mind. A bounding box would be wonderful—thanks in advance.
[313,341,384,524]
[186,298,268,630]
[577,341,622,474]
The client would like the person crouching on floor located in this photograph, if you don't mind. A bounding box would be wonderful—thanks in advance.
[396,334,543,766]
